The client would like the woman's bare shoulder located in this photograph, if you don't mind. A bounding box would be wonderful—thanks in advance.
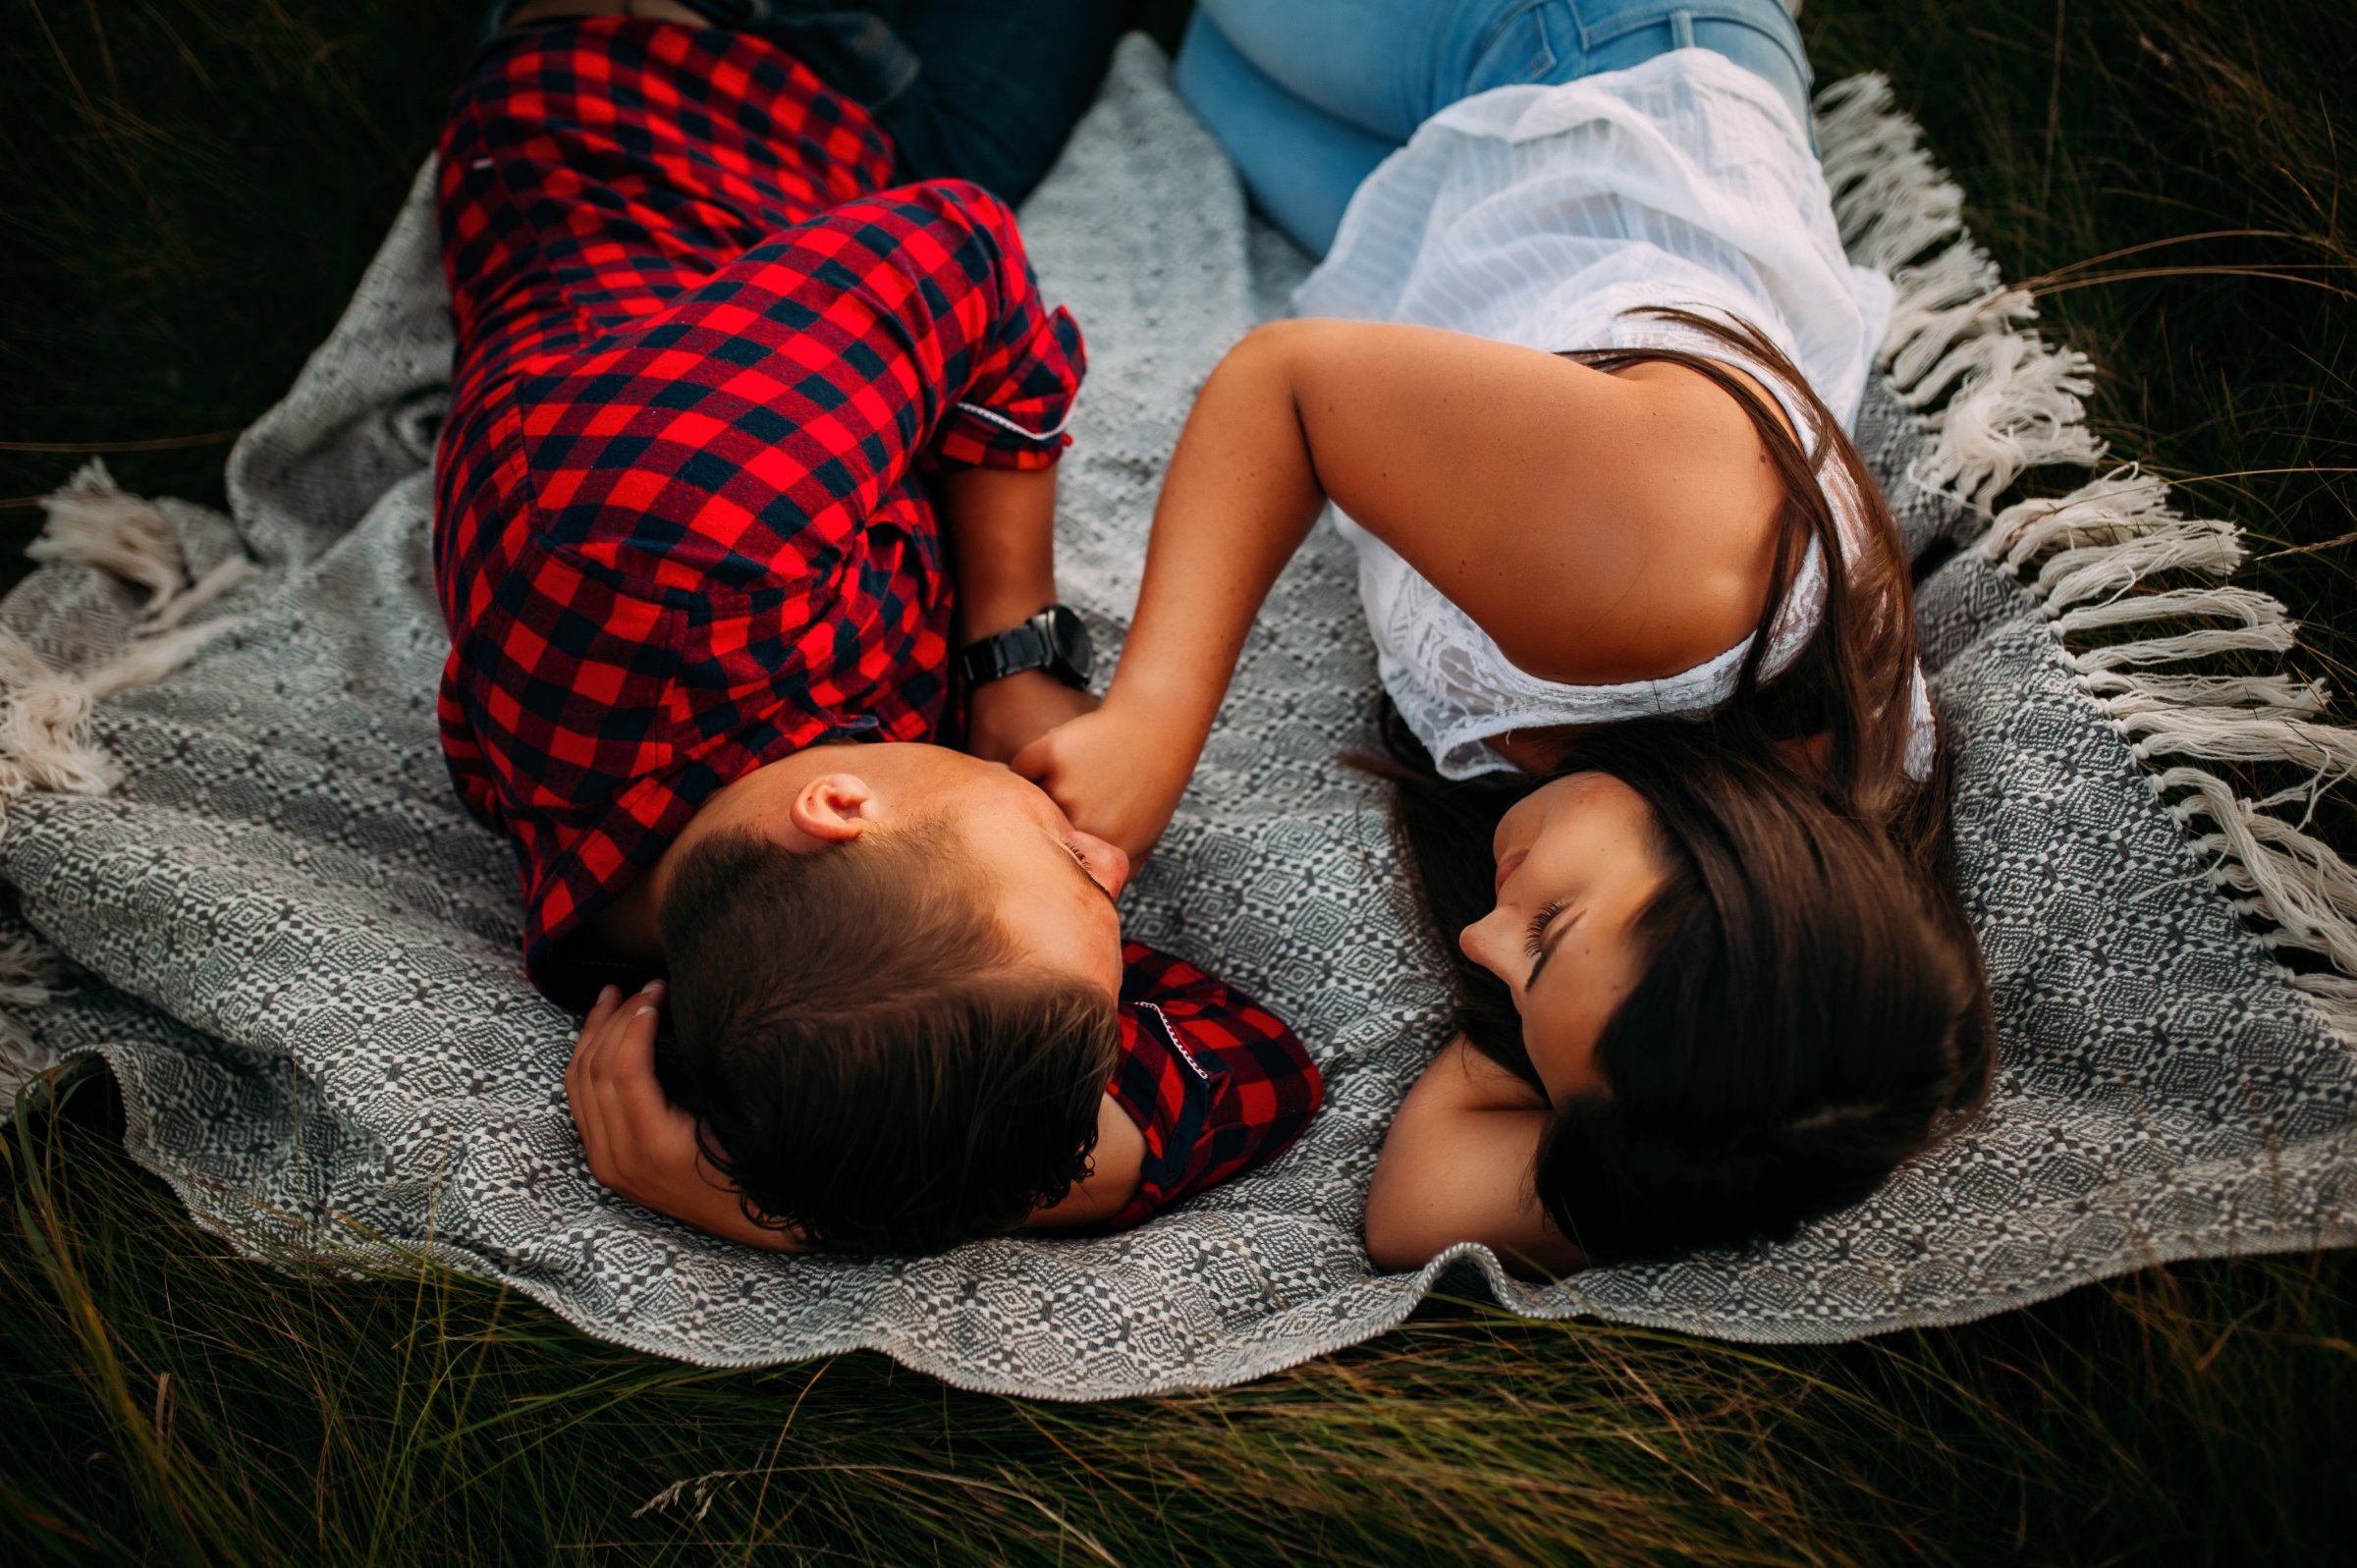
[1250,320,1794,685]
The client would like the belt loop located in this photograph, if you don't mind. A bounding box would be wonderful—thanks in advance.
[1671,9,1696,49]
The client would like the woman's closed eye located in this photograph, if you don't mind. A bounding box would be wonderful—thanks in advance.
[1523,899,1566,960]
[1062,838,1120,906]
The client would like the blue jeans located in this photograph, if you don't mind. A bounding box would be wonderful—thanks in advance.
[478,1,1125,206]
[1174,0,1816,256]
[866,1,1125,205]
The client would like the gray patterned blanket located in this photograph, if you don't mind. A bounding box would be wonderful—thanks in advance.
[5,39,2353,1399]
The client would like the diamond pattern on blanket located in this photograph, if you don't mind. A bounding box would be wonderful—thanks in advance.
[5,39,2354,1398]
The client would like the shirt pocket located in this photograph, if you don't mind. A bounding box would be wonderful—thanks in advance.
[1467,2,1569,95]
[456,531,685,832]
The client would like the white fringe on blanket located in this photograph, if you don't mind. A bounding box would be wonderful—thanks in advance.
[0,460,248,1086]
[1818,75,2357,1039]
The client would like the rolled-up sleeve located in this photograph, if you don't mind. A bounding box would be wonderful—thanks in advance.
[1103,943,1324,1229]
[910,180,1087,471]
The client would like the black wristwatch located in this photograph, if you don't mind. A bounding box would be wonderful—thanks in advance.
[958,604,1094,690]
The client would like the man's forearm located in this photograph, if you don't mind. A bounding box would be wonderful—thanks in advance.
[939,463,1062,638]
[940,461,1101,766]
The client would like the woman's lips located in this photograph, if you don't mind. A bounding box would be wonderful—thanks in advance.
[1494,846,1529,893]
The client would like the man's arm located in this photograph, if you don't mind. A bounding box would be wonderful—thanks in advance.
[939,463,1100,763]
[1082,948,1325,1231]
[1362,1035,1582,1276]
[567,981,1140,1245]
[567,983,810,1253]
[1023,1095,1146,1227]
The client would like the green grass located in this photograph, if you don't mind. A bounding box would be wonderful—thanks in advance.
[10,1082,2356,1565]
[4,1,2355,1562]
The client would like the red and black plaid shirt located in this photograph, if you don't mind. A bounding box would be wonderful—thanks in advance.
[433,20,1320,1221]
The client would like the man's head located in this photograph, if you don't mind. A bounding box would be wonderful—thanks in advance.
[655,742,1132,1255]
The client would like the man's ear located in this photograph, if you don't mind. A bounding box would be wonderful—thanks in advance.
[788,773,877,844]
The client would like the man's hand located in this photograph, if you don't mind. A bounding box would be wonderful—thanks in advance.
[965,669,1100,765]
[565,982,808,1253]
[1011,701,1193,861]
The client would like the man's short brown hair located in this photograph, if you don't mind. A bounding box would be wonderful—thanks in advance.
[659,820,1121,1255]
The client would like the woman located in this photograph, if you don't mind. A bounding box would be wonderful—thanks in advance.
[1015,0,1995,1272]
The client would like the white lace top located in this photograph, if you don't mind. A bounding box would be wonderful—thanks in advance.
[1293,49,1924,780]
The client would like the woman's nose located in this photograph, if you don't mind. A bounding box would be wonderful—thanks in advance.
[1075,830,1129,897]
[1457,910,1509,982]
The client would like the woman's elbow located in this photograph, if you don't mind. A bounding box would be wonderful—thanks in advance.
[1361,1179,1447,1273]
[1206,319,1303,393]
[1363,1219,1442,1273]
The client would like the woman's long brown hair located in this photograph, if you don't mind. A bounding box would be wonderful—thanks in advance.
[1367,308,1996,1263]
[1559,307,1938,857]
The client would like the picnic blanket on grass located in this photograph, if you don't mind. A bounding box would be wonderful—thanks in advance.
[6,38,2356,1399]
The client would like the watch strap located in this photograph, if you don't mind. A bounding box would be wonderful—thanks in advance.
[958,619,1058,686]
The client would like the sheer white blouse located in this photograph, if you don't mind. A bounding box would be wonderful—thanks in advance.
[1293,48,1927,780]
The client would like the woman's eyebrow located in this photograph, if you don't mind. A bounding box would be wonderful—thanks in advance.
[1526,906,1580,991]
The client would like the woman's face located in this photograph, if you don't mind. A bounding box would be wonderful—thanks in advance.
[1459,772,1670,1107]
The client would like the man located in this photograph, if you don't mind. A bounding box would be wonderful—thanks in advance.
[436,1,1323,1254]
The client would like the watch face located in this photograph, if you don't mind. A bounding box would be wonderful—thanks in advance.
[1047,605,1094,683]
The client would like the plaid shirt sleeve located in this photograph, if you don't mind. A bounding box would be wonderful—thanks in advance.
[1103,942,1324,1229]
[501,175,1085,596]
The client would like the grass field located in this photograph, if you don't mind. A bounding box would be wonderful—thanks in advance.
[4,1,2355,1562]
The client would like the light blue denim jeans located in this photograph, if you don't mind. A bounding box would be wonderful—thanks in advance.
[1174,0,1816,257]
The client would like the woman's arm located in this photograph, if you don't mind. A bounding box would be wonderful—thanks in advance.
[1015,318,1783,856]
[1362,1035,1582,1276]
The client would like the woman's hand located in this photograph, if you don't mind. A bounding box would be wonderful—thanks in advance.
[965,670,1100,765]
[1012,702,1193,861]
[565,982,808,1253]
